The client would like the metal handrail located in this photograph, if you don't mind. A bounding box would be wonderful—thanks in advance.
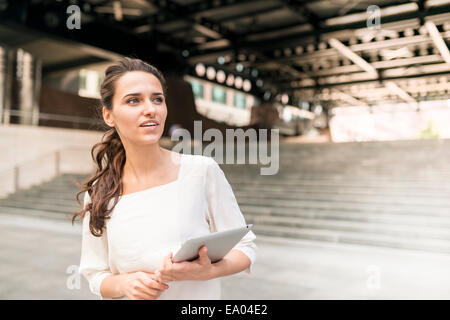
[5,109,100,126]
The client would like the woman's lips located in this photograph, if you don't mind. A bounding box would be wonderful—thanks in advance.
[139,124,159,131]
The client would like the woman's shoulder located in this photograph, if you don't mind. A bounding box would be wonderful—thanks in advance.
[180,153,218,176]
[182,153,216,165]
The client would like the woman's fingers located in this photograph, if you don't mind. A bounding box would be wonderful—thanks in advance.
[141,273,169,289]
[124,271,169,300]
[136,281,166,299]
[156,253,170,278]
[200,245,208,256]
[155,252,176,282]
[156,272,174,283]
[148,278,169,291]
[198,246,210,264]
[161,252,171,265]
[164,252,173,269]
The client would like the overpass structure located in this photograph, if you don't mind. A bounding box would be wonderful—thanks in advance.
[0,0,448,112]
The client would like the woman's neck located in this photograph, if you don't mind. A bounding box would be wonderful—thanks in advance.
[122,143,168,184]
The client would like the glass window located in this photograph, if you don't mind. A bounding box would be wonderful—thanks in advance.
[212,87,227,104]
[190,80,204,99]
[97,75,103,94]
[79,69,87,90]
[234,92,246,109]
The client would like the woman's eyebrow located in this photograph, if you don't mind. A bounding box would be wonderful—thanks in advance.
[122,92,163,99]
[122,92,140,99]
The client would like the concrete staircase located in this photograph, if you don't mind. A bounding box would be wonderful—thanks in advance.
[0,174,87,222]
[1,139,450,254]
[222,139,450,254]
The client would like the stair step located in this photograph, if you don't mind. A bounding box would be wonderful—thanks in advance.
[232,185,450,199]
[236,197,450,216]
[228,179,450,191]
[0,205,73,221]
[234,190,450,207]
[224,172,450,183]
[252,225,450,254]
[1,194,82,206]
[20,184,450,202]
[9,187,450,209]
[8,188,84,200]
[0,200,80,214]
[245,214,450,241]
[240,205,450,227]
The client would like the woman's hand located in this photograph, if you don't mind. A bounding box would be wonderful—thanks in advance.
[155,246,213,283]
[119,271,169,300]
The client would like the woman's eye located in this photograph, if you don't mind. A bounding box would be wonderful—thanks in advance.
[127,98,139,104]
[154,97,164,103]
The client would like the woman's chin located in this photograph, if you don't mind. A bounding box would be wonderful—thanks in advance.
[141,137,160,144]
[130,127,164,144]
[142,133,163,144]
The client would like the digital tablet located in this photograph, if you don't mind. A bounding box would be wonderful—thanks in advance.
[172,224,253,263]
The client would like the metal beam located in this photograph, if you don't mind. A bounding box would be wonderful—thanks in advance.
[279,0,322,30]
[282,65,450,90]
[145,3,287,36]
[129,0,270,28]
[425,20,450,67]
[287,55,444,79]
[215,4,285,23]
[42,56,110,74]
[193,24,222,40]
[188,3,450,58]
[332,89,368,106]
[245,30,450,70]
[148,0,239,46]
[328,38,378,78]
[324,2,418,27]
[0,0,188,73]
[148,0,288,94]
[385,81,418,105]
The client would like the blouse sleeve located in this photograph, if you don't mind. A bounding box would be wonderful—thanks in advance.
[204,157,257,274]
[78,191,114,298]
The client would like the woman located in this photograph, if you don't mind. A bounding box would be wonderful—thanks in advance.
[72,57,257,300]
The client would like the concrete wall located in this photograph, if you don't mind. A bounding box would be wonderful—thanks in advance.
[0,124,176,198]
[0,124,103,197]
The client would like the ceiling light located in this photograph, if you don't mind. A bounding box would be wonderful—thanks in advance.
[226,74,235,86]
[235,76,243,89]
[216,70,226,83]
[195,63,205,77]
[243,79,251,92]
[206,66,216,80]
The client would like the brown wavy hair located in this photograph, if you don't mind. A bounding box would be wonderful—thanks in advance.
[72,57,167,237]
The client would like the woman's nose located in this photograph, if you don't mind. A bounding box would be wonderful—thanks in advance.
[143,100,156,115]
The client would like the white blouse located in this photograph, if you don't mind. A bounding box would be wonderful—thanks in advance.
[78,153,257,300]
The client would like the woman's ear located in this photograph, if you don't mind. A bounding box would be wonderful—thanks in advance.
[102,106,115,128]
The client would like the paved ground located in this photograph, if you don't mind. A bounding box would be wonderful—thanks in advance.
[1,212,450,300]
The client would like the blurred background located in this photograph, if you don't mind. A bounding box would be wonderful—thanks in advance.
[1,0,450,299]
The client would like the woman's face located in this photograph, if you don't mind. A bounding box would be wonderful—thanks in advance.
[103,71,167,146]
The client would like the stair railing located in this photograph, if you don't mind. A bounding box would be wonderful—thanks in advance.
[0,147,94,198]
